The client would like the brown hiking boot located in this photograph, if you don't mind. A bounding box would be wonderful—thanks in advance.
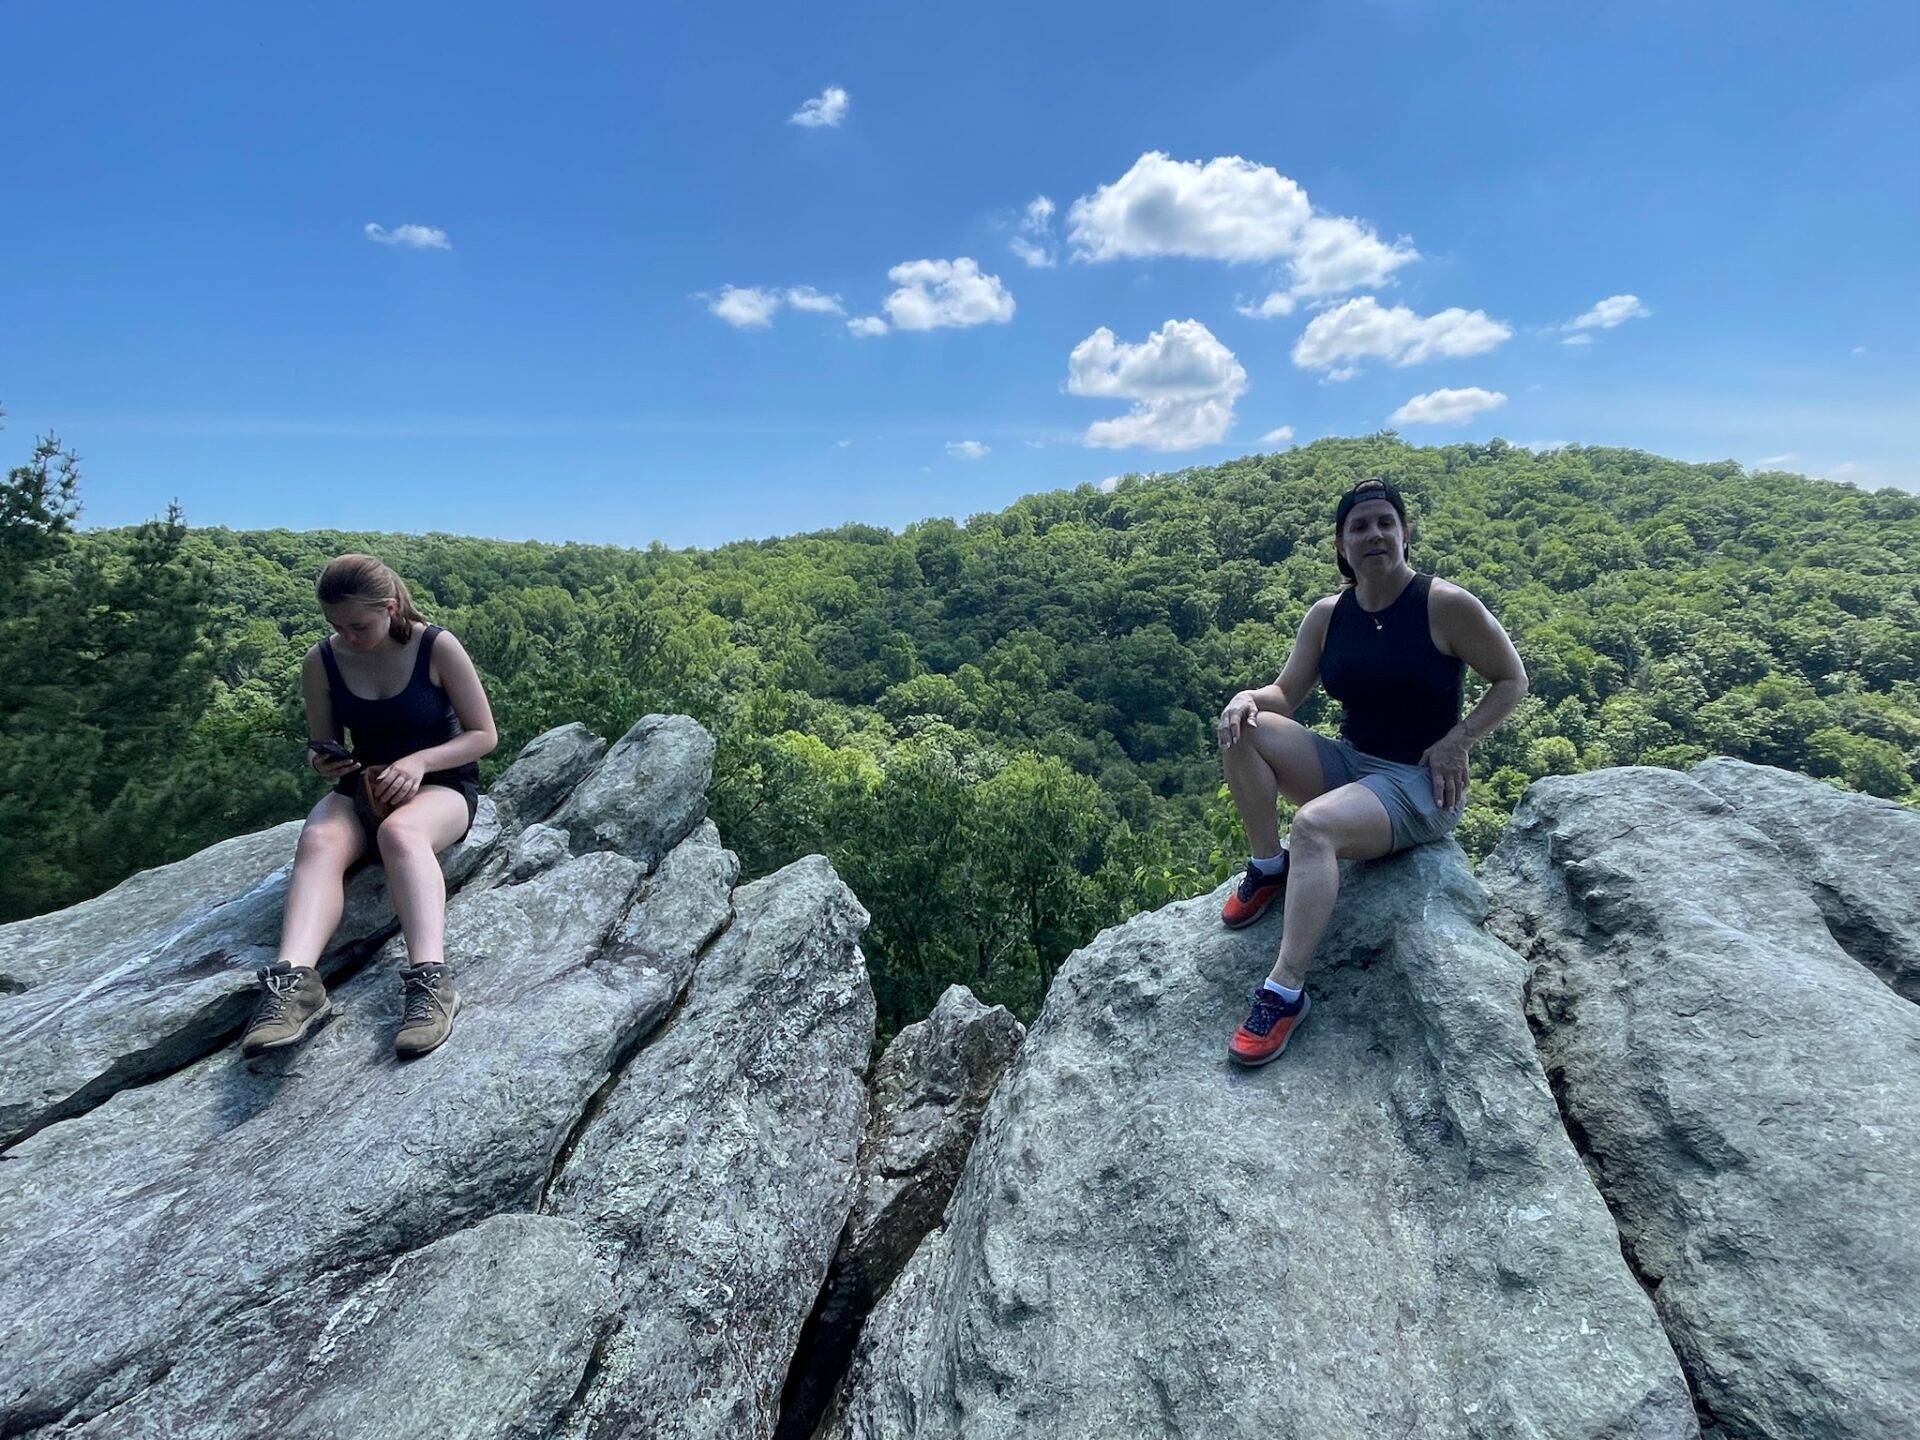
[395,962,461,1058]
[241,963,332,1054]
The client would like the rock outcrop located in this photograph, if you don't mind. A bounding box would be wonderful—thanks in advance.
[0,716,876,1440]
[1480,762,1920,1440]
[827,842,1698,1439]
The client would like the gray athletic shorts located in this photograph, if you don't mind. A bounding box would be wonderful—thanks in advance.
[1310,733,1465,852]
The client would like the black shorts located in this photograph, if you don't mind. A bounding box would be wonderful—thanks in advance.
[335,771,481,844]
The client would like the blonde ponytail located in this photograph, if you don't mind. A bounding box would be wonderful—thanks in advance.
[316,553,429,643]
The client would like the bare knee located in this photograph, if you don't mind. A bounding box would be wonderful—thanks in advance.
[377,819,435,867]
[1289,800,1340,854]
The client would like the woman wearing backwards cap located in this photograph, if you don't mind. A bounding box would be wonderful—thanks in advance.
[1214,478,1529,1066]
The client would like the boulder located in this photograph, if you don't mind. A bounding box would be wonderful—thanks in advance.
[545,855,875,1440]
[1480,766,1920,1440]
[1689,756,1920,1002]
[828,843,1695,1440]
[549,714,714,868]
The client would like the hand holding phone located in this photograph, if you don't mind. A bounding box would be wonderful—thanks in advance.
[307,738,361,774]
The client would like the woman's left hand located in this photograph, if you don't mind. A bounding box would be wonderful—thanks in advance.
[372,754,427,807]
[1417,734,1471,811]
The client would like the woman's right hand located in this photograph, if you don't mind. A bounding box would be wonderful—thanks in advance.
[309,750,363,779]
[1217,691,1261,751]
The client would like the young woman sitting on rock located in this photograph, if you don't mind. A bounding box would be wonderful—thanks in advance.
[1214,478,1528,1066]
[241,553,498,1060]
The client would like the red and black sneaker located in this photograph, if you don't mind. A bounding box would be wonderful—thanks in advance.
[1220,856,1287,928]
[1228,988,1311,1067]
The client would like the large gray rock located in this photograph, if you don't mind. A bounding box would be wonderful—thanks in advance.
[0,720,737,1437]
[68,1214,613,1440]
[1481,766,1920,1440]
[829,844,1694,1440]
[550,714,714,869]
[783,985,1024,1440]
[0,723,605,1152]
[1690,756,1920,1002]
[547,855,875,1440]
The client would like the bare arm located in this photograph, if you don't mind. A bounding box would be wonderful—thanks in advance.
[1418,582,1530,806]
[1217,598,1334,748]
[301,646,359,778]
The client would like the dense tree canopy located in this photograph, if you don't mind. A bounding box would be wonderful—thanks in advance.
[6,430,1917,1041]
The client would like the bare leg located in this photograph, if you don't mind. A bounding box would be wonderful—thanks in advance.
[375,787,473,967]
[278,793,369,970]
[1269,782,1396,989]
[1221,716,1332,856]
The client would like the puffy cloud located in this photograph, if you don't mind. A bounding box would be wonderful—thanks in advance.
[1067,153,1417,310]
[710,285,782,328]
[946,440,991,459]
[1566,294,1650,330]
[1260,426,1295,444]
[883,257,1015,330]
[364,222,450,250]
[1292,296,1511,376]
[847,315,889,337]
[1067,318,1247,451]
[1388,387,1508,426]
[1098,475,1123,492]
[788,85,849,128]
[785,286,844,314]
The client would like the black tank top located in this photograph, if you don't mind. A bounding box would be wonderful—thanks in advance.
[1319,574,1464,765]
[319,624,479,785]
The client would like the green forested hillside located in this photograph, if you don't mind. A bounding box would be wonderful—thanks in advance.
[6,433,1918,1039]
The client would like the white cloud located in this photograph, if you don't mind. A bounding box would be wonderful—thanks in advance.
[1067,153,1417,312]
[1566,294,1650,330]
[785,286,844,314]
[1098,475,1123,492]
[709,285,783,328]
[364,222,450,250]
[1292,296,1511,376]
[1009,195,1059,268]
[1389,387,1508,426]
[1561,333,1594,346]
[1260,426,1295,444]
[788,86,849,128]
[1067,318,1247,451]
[1852,345,1869,356]
[946,440,991,460]
[835,439,853,449]
[1828,461,1861,477]
[847,315,889,337]
[1757,453,1797,466]
[883,257,1015,330]
[1236,292,1297,319]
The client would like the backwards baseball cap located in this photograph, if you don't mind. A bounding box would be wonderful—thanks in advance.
[1334,479,1409,580]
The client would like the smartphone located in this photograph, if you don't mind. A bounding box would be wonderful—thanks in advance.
[308,739,355,763]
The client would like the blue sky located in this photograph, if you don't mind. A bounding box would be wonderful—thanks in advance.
[4,0,1915,548]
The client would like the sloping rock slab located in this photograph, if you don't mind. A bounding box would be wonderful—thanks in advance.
[65,1214,611,1440]
[1481,766,1920,1440]
[1690,756,1920,1002]
[0,824,734,1435]
[551,713,714,869]
[547,855,875,1440]
[0,722,605,1152]
[829,844,1693,1440]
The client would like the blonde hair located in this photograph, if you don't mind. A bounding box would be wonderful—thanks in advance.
[316,553,428,644]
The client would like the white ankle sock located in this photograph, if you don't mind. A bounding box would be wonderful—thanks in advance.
[1262,979,1303,1004]
[1251,849,1287,875]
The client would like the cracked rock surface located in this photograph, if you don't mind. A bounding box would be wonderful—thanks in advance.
[0,715,874,1440]
[828,842,1695,1440]
[1480,765,1920,1440]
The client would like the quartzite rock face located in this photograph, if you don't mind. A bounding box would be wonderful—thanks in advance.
[829,843,1695,1440]
[0,718,750,1439]
[0,723,605,1152]
[1689,756,1920,1002]
[1480,766,1920,1440]
[550,713,715,869]
[547,855,876,1440]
